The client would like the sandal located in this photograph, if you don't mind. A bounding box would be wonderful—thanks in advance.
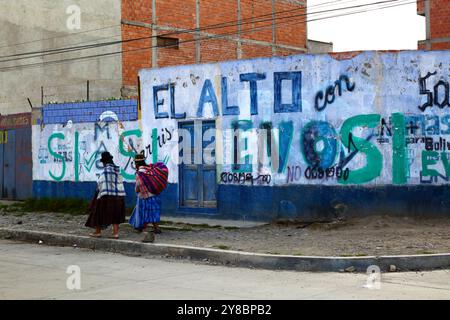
[89,233,102,238]
[112,234,119,240]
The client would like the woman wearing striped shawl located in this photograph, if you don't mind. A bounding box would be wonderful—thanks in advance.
[129,153,168,243]
[85,152,126,239]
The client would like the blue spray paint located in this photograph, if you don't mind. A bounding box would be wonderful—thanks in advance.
[222,77,240,116]
[197,79,219,117]
[240,73,266,116]
[274,72,302,113]
[301,121,338,169]
[278,121,294,173]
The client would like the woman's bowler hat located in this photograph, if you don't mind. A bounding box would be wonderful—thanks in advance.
[100,151,114,163]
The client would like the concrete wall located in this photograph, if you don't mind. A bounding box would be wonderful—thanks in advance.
[0,0,122,115]
[138,50,450,220]
[32,99,141,205]
[33,99,140,181]
[31,51,450,221]
[307,40,333,54]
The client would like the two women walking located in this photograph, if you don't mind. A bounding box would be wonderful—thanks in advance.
[86,151,168,242]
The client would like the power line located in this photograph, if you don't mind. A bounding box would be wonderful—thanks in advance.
[0,3,308,60]
[0,0,421,105]
[0,1,307,54]
[0,23,123,51]
[0,0,398,63]
[0,0,355,53]
[0,0,420,73]
[0,0,419,72]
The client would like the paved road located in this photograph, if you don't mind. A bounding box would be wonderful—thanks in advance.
[1,240,450,300]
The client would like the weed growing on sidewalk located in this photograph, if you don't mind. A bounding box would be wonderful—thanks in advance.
[8,198,90,215]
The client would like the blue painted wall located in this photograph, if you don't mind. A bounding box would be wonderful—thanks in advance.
[33,180,450,221]
[41,99,138,124]
[33,180,178,216]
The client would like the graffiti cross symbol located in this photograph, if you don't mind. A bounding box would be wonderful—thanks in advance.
[406,122,420,135]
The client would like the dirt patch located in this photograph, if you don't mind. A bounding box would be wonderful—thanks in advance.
[1,210,449,256]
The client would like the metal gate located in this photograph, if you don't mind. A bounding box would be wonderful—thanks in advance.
[0,113,32,200]
[2,129,16,199]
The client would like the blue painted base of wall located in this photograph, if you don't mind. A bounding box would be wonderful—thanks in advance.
[218,185,450,221]
[33,181,136,208]
[32,181,177,213]
[33,181,450,222]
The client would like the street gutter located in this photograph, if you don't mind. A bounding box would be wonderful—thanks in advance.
[1,228,450,272]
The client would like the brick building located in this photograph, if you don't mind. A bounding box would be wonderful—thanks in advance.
[121,0,310,96]
[417,0,450,50]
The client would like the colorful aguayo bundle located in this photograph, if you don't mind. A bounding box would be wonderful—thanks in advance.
[136,162,169,196]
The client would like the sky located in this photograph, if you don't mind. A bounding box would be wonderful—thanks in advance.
[307,0,426,52]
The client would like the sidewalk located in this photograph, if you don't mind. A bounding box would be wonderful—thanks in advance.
[161,216,266,229]
[1,205,450,257]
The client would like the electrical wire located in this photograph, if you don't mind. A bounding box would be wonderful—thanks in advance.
[0,0,406,63]
[0,0,421,73]
[0,0,360,52]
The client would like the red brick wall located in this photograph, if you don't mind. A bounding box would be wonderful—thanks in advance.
[241,43,273,59]
[274,1,306,48]
[417,0,424,15]
[121,0,153,87]
[432,42,450,50]
[122,24,152,87]
[157,32,197,66]
[429,0,450,40]
[418,0,450,50]
[121,0,307,89]
[430,0,450,39]
[156,0,196,28]
[241,0,274,43]
[201,0,239,36]
[201,39,238,63]
[276,48,302,57]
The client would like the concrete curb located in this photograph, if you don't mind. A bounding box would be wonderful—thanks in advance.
[1,228,450,272]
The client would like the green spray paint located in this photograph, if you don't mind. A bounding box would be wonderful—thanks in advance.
[48,133,66,182]
[119,129,142,180]
[74,132,79,182]
[339,114,382,184]
[421,151,440,177]
[232,120,253,173]
[152,128,158,164]
[83,152,98,172]
[392,113,408,184]
[440,152,450,177]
